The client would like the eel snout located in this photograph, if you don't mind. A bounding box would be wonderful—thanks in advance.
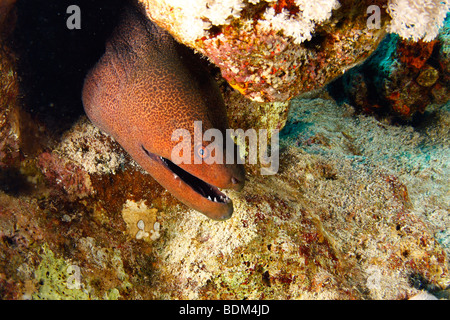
[140,145,244,220]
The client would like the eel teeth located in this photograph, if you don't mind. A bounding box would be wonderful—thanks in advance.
[153,152,231,204]
[159,156,168,165]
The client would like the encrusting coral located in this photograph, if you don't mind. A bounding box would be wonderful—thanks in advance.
[328,13,450,119]
[0,0,19,168]
[139,0,449,102]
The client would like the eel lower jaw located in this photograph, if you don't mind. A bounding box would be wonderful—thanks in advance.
[141,146,234,220]
[158,154,232,205]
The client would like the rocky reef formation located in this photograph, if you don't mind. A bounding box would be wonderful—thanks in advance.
[139,0,449,103]
[328,14,450,120]
[0,1,449,300]
[1,96,449,299]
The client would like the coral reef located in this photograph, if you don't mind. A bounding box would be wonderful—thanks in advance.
[140,0,390,102]
[1,0,449,301]
[387,0,449,42]
[121,200,161,242]
[139,0,449,102]
[222,82,289,138]
[54,118,126,175]
[1,97,449,299]
[280,98,450,263]
[32,244,90,300]
[328,14,450,119]
[37,151,94,201]
[145,97,450,300]
[0,0,19,168]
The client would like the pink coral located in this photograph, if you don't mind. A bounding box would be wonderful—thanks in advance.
[37,152,93,200]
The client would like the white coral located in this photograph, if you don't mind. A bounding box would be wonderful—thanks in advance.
[258,0,340,44]
[296,0,338,23]
[204,0,246,25]
[155,0,340,43]
[146,0,449,45]
[160,0,247,41]
[387,0,450,42]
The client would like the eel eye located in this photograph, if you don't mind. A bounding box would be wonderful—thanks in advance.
[195,144,209,160]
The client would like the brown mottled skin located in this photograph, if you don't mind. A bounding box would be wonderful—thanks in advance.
[82,5,245,220]
[83,8,244,220]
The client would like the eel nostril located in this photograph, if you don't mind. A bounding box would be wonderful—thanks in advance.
[231,176,244,191]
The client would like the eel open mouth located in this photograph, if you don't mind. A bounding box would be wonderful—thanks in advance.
[141,145,231,204]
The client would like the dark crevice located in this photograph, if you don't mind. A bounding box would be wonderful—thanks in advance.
[12,0,128,136]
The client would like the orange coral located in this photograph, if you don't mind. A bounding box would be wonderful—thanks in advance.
[273,0,300,15]
[397,39,437,70]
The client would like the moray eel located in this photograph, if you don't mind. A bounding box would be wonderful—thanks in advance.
[82,5,245,220]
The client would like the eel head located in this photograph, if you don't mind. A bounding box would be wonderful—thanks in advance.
[82,5,245,220]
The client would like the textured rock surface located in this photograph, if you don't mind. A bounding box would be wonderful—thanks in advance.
[1,1,449,300]
[0,0,19,168]
[1,97,449,299]
[222,82,290,139]
[328,14,450,120]
[139,0,449,103]
[140,0,391,102]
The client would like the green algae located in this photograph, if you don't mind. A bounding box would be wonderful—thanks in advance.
[32,244,132,300]
[32,244,90,300]
[105,288,121,300]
